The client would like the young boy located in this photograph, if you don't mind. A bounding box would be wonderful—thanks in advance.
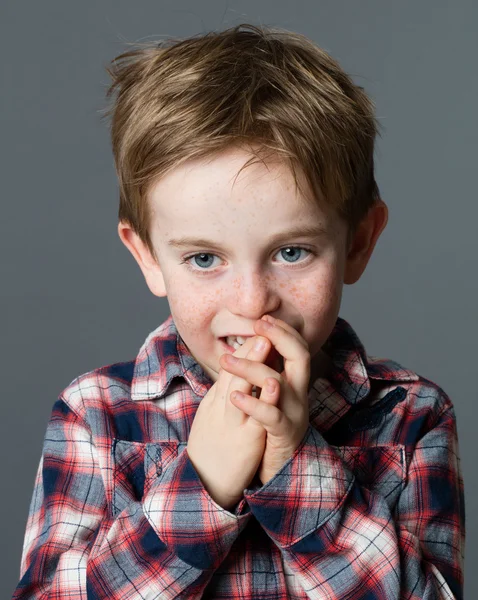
[13,24,464,599]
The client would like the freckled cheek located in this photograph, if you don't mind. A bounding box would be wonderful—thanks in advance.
[286,269,341,310]
[298,280,342,351]
[167,284,222,334]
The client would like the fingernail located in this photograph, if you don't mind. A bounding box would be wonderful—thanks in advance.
[260,320,273,330]
[266,379,276,393]
[254,337,266,351]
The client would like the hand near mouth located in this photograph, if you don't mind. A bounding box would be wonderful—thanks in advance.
[219,315,311,486]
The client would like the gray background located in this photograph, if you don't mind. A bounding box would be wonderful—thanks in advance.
[2,0,476,596]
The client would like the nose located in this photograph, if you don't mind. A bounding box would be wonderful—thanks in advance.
[227,270,279,320]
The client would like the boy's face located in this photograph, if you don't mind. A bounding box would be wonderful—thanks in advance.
[119,146,387,387]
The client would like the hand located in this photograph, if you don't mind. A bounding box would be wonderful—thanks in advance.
[219,315,311,486]
[187,334,272,510]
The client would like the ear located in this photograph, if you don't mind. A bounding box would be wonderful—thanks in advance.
[344,199,389,285]
[117,221,167,297]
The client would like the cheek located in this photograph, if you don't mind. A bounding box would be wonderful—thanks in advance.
[167,283,220,334]
[287,268,343,349]
[286,266,342,313]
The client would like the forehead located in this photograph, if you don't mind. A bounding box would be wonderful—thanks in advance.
[148,147,339,234]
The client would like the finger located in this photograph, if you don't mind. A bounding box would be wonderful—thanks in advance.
[244,338,276,400]
[255,377,281,408]
[256,316,309,351]
[219,352,281,393]
[251,375,280,401]
[222,335,271,422]
[219,334,268,374]
[253,317,310,397]
[230,389,287,437]
[263,377,281,404]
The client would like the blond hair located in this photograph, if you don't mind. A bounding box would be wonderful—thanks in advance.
[103,23,382,262]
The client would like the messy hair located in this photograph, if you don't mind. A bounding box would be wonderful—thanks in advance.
[103,23,382,262]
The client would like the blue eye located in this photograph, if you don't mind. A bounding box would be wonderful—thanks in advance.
[180,246,315,274]
[279,247,304,263]
[186,253,218,269]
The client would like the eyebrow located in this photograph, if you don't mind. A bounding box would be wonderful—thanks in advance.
[167,224,329,250]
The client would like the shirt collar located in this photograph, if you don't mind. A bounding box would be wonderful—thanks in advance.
[130,315,418,405]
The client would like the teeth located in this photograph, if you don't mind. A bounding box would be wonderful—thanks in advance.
[225,335,249,349]
[226,335,242,349]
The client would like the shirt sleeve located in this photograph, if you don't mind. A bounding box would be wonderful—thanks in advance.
[12,398,252,599]
[244,402,465,599]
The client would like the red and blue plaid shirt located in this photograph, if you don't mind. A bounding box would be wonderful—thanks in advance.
[13,315,465,599]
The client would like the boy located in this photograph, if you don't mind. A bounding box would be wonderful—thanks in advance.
[13,23,464,599]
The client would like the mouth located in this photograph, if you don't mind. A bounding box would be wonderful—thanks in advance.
[219,337,241,353]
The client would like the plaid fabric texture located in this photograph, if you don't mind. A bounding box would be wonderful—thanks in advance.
[13,315,465,599]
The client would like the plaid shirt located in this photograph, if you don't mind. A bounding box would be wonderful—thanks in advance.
[13,315,465,599]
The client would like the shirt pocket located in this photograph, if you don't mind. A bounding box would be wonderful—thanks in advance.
[331,444,406,511]
[111,438,188,517]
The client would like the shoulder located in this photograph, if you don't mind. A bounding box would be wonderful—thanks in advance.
[57,359,136,422]
[368,354,453,408]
